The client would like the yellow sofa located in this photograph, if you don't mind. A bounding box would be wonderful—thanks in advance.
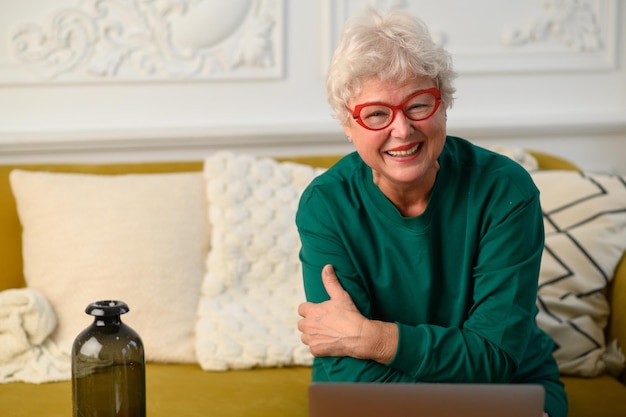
[0,153,624,417]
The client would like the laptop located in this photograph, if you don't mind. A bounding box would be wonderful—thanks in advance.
[309,382,545,417]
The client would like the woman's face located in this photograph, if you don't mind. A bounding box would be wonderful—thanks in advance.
[343,76,447,195]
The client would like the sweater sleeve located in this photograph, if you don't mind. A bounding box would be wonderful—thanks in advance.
[296,185,416,382]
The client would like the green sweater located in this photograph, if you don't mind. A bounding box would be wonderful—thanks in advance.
[296,136,567,417]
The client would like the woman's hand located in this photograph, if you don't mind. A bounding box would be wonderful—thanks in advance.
[297,264,398,364]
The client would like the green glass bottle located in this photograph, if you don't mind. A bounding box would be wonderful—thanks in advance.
[72,300,146,417]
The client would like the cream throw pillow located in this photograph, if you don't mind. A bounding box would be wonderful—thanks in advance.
[196,152,322,370]
[532,170,626,377]
[10,169,209,364]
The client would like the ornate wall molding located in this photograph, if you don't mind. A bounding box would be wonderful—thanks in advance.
[502,0,603,51]
[8,0,283,83]
[322,0,617,74]
[0,1,623,175]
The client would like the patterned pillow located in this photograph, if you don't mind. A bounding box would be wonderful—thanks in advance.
[195,152,322,370]
[532,170,626,377]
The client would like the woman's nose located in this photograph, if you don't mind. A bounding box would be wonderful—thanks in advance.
[389,110,413,138]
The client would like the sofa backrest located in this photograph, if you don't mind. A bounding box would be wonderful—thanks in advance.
[1,152,575,291]
[2,152,623,369]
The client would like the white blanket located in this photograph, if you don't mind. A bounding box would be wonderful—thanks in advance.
[0,288,70,383]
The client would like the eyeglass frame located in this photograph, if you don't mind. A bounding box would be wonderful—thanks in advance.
[347,87,442,131]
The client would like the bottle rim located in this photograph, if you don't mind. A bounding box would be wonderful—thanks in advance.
[85,300,130,317]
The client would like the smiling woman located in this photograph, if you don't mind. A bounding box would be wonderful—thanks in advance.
[295,8,568,417]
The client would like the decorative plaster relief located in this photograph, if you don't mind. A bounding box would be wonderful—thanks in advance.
[10,0,283,82]
[322,0,616,73]
[502,0,603,51]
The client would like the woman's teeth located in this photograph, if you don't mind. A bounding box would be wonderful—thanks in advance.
[386,144,420,157]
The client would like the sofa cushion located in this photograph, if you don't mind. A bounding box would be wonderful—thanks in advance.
[0,364,313,417]
[195,152,321,370]
[9,169,209,364]
[532,170,626,377]
[561,374,626,417]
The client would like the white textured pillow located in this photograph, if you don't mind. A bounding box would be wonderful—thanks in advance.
[10,169,209,364]
[532,170,626,377]
[196,152,322,370]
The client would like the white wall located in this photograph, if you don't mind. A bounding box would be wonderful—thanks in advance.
[0,0,624,174]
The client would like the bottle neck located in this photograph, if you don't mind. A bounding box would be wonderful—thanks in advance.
[93,315,122,327]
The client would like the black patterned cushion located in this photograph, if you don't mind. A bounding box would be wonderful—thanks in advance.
[532,170,626,377]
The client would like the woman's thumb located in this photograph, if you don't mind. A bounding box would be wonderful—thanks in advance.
[322,264,345,299]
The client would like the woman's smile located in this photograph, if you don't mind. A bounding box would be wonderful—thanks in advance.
[385,142,422,158]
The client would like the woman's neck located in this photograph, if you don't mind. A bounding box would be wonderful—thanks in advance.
[373,161,440,217]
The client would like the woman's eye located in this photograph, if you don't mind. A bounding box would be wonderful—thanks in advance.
[367,111,387,118]
[406,101,433,117]
[363,107,390,120]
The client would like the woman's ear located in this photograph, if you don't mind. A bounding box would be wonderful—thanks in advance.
[343,124,353,141]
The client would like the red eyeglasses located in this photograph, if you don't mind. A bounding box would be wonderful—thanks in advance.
[348,87,442,131]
